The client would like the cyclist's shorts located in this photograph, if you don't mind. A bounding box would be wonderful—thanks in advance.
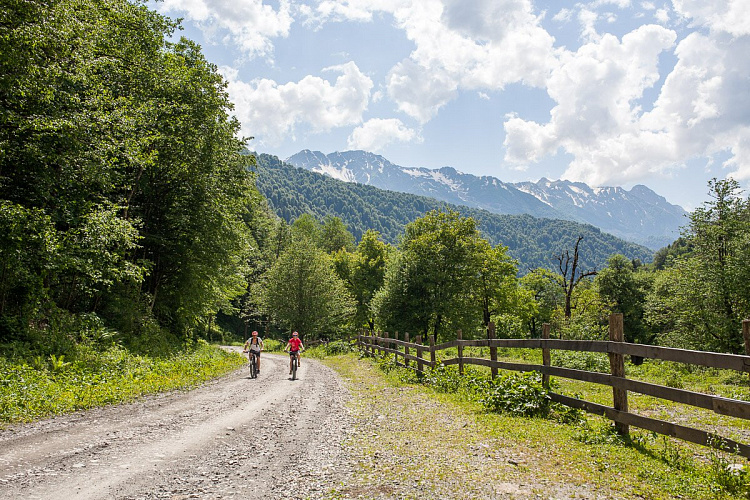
[289,350,300,356]
[249,350,261,357]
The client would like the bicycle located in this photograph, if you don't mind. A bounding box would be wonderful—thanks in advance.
[289,351,298,380]
[243,350,258,379]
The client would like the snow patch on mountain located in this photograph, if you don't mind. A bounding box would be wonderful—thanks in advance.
[284,150,686,250]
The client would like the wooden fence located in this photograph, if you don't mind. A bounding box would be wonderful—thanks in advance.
[356,315,750,458]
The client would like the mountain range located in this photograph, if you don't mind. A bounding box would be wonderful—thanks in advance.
[252,153,654,273]
[286,150,686,250]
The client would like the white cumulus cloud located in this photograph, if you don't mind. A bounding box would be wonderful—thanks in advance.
[553,8,574,22]
[503,19,750,186]
[672,0,750,37]
[305,0,556,123]
[157,0,293,59]
[347,118,421,151]
[503,24,679,185]
[222,62,374,145]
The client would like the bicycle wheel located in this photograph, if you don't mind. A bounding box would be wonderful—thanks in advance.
[291,356,297,381]
[249,355,257,378]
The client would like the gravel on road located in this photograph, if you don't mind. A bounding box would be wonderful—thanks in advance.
[0,351,353,500]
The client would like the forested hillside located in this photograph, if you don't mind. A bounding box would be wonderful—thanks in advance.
[0,0,271,349]
[253,154,653,272]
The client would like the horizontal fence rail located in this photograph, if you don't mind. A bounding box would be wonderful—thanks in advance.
[356,316,750,459]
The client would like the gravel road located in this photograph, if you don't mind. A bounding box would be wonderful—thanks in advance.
[0,350,352,500]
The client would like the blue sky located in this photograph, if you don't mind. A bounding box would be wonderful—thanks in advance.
[151,0,750,210]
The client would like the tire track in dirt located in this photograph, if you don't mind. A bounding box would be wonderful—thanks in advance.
[0,351,352,499]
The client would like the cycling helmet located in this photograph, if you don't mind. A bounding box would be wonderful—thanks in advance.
[252,331,258,336]
[292,331,298,336]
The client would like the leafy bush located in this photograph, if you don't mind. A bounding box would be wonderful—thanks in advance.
[707,437,750,498]
[422,365,465,393]
[263,338,284,352]
[0,341,244,423]
[575,421,632,446]
[553,350,610,373]
[479,371,553,418]
[321,340,355,356]
[303,339,355,359]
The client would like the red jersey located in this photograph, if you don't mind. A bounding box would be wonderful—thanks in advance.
[289,337,302,351]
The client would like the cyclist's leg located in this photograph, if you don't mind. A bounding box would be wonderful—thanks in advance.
[297,352,301,366]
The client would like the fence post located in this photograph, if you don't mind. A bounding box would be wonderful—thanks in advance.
[383,331,389,358]
[743,320,750,386]
[542,323,551,389]
[416,335,423,373]
[609,313,629,436]
[404,332,410,369]
[393,331,398,364]
[488,322,497,379]
[457,329,464,375]
[429,335,436,368]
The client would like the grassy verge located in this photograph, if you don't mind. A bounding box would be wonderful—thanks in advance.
[435,346,750,442]
[323,353,750,499]
[0,340,245,424]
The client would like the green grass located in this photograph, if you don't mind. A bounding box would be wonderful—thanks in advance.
[432,345,750,439]
[0,340,245,424]
[324,352,750,499]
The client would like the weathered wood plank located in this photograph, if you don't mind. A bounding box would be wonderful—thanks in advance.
[457,329,464,376]
[609,343,750,373]
[445,338,750,373]
[370,337,428,350]
[405,332,410,369]
[609,313,629,435]
[488,322,497,379]
[447,358,750,420]
[434,340,460,350]
[542,323,551,389]
[416,335,423,373]
[550,393,750,459]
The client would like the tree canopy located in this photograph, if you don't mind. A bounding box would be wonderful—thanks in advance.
[0,0,260,346]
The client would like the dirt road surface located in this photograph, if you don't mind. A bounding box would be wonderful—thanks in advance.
[0,351,352,499]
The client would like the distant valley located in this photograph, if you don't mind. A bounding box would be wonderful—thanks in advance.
[286,150,686,250]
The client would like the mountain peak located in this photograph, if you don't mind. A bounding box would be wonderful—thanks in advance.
[285,150,685,249]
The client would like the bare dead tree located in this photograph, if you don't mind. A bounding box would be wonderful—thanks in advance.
[556,236,597,322]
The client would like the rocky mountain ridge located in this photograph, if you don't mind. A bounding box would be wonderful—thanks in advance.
[286,150,686,249]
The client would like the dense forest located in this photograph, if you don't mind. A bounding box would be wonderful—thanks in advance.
[0,0,272,351]
[252,153,654,272]
[2,0,749,379]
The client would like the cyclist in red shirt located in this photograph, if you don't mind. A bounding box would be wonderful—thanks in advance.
[285,331,304,375]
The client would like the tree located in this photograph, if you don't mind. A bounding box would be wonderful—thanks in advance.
[556,236,597,320]
[551,279,610,341]
[652,179,750,352]
[596,254,651,344]
[321,216,355,253]
[349,230,388,330]
[0,0,256,343]
[373,210,485,342]
[292,214,322,246]
[263,242,355,339]
[520,268,564,337]
[473,241,528,333]
[371,250,429,336]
